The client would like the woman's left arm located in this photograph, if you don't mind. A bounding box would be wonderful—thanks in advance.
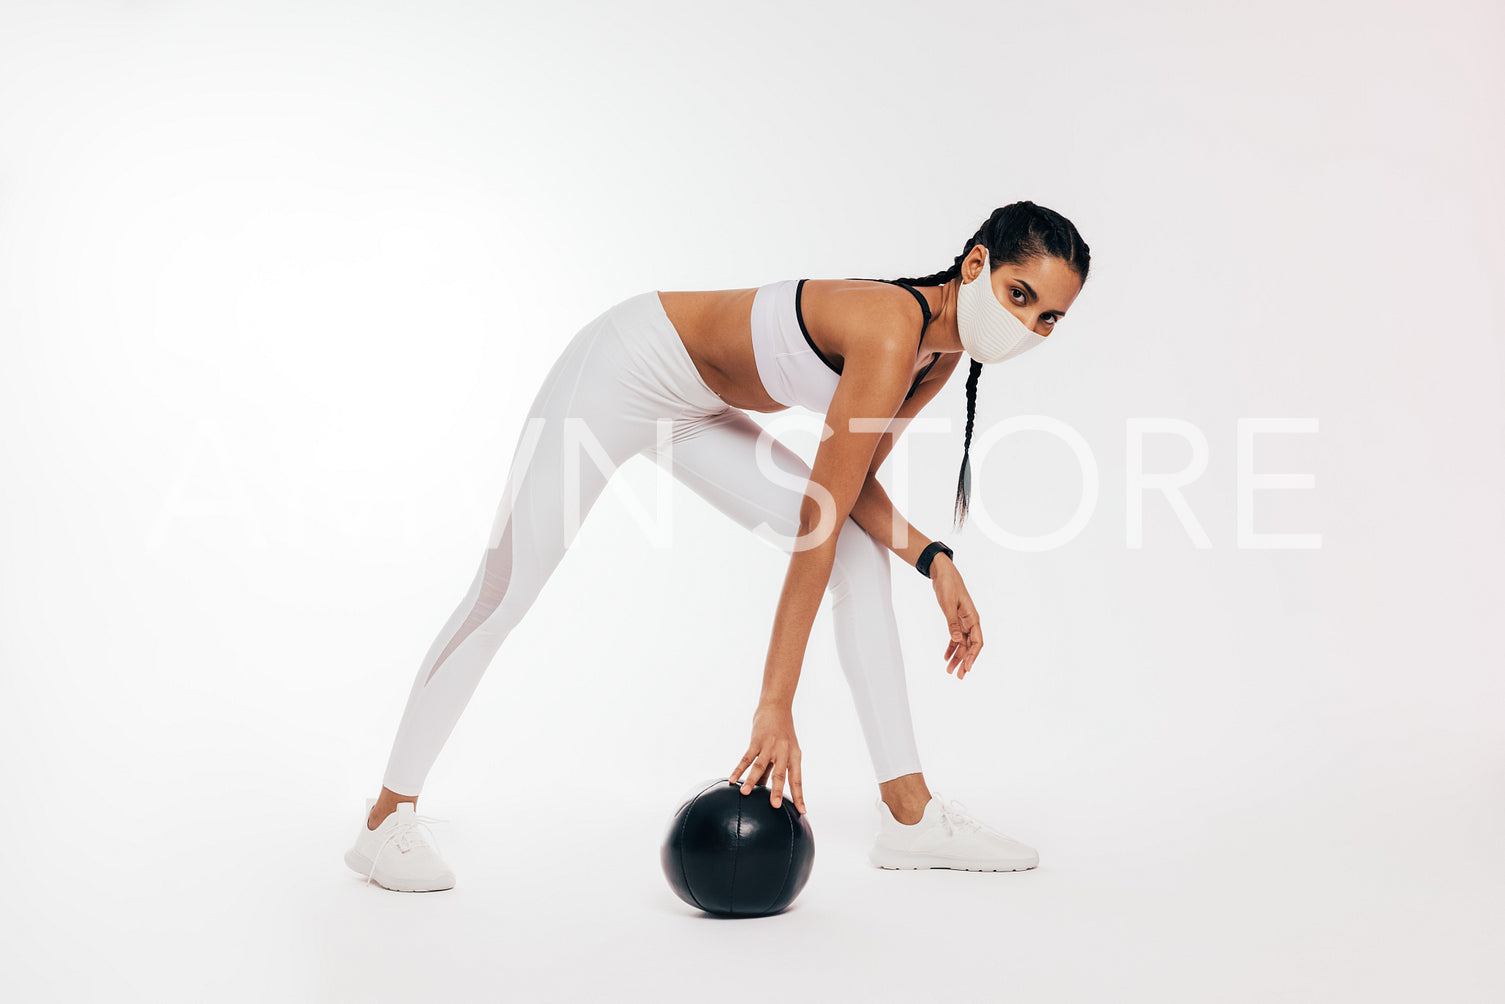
[850,478,984,678]
[846,353,984,678]
[848,475,928,565]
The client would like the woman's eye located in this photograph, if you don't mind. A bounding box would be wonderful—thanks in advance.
[1044,315,1056,325]
[1010,288,1025,303]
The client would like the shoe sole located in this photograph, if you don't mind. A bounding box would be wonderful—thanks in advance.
[343,848,456,892]
[869,850,1038,872]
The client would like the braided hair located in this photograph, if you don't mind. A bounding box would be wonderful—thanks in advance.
[889,201,1092,529]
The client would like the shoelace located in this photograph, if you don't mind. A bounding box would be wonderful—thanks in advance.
[364,810,450,887]
[930,793,985,838]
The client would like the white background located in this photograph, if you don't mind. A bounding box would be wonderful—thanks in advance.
[2,1,1501,1001]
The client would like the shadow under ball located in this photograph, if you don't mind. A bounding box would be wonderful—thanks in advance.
[661,778,815,917]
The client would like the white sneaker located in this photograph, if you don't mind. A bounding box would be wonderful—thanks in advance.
[344,798,456,892]
[869,793,1039,872]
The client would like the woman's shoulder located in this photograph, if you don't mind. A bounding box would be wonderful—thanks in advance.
[800,278,928,361]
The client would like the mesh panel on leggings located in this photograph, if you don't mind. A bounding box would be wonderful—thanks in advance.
[424,518,514,686]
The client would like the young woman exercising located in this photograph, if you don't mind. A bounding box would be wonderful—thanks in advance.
[345,201,1091,891]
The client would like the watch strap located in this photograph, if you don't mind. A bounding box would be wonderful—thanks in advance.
[916,540,954,578]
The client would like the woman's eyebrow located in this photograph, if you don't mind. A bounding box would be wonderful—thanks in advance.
[1013,278,1067,316]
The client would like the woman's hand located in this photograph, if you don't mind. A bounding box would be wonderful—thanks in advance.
[930,556,984,679]
[728,703,807,814]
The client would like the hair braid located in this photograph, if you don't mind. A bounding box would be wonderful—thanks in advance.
[886,201,1092,531]
[955,356,983,527]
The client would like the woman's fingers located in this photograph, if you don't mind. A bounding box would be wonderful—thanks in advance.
[734,742,804,807]
[942,593,969,671]
[948,600,982,679]
[963,622,984,677]
[737,752,766,793]
[963,613,984,676]
[750,755,770,794]
[728,751,754,785]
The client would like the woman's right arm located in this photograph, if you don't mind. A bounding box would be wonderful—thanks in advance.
[728,322,915,811]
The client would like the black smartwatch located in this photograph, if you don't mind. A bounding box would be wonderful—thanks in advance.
[916,540,954,578]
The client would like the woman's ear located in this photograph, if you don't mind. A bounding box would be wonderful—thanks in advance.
[962,245,987,283]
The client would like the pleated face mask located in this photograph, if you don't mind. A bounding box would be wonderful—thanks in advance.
[955,247,1047,365]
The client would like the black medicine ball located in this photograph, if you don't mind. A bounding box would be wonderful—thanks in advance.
[660,778,815,917]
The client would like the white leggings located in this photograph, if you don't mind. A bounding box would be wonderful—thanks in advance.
[379,290,923,797]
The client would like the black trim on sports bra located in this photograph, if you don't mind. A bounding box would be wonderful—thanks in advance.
[793,278,943,402]
[793,279,840,374]
[906,352,942,401]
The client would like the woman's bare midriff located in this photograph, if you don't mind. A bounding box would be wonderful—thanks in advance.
[655,288,784,412]
[656,282,945,414]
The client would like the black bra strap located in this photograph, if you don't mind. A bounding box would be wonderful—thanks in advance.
[843,277,933,336]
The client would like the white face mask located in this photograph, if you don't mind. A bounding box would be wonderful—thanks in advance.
[955,247,1047,364]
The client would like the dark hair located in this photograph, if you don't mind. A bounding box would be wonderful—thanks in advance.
[889,201,1091,530]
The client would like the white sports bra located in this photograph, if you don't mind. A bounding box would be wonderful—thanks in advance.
[749,278,941,413]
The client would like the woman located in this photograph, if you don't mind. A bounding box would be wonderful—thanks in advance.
[344,201,1090,892]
